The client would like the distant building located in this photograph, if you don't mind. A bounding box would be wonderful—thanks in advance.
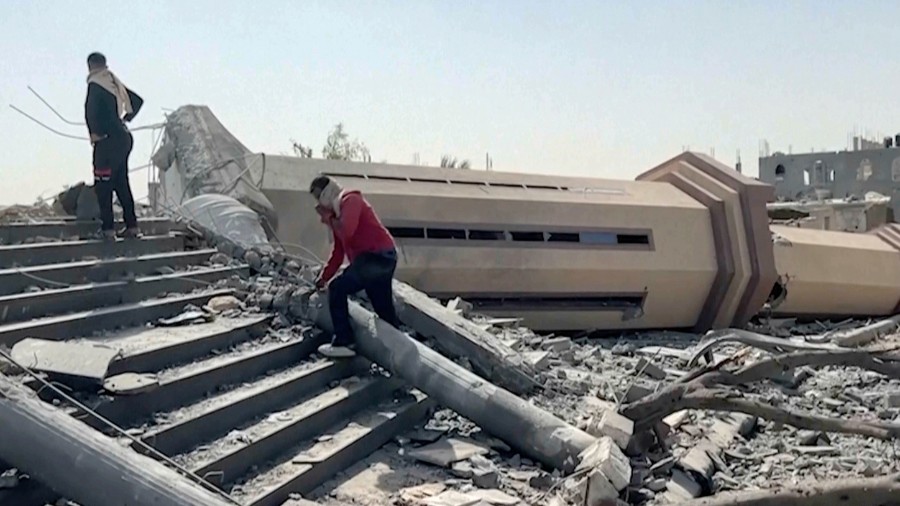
[759,135,900,203]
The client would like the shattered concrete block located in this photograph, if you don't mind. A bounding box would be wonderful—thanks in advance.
[576,437,631,492]
[446,297,473,316]
[634,357,667,380]
[662,410,690,430]
[666,469,703,500]
[523,350,552,371]
[585,468,620,505]
[589,410,634,450]
[472,467,501,489]
[406,438,490,467]
[206,295,241,313]
[540,337,573,353]
[678,444,716,479]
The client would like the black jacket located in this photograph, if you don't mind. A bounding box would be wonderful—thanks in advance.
[85,83,144,138]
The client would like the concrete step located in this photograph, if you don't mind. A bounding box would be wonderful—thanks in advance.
[0,249,221,296]
[138,360,362,457]
[0,217,176,245]
[0,289,234,348]
[0,265,247,324]
[0,234,183,269]
[103,315,272,374]
[233,391,434,506]
[181,376,400,488]
[78,332,329,427]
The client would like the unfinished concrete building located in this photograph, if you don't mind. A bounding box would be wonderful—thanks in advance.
[758,136,900,216]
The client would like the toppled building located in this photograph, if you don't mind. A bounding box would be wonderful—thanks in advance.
[152,107,900,333]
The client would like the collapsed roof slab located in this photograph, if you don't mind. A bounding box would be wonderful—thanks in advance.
[770,224,900,318]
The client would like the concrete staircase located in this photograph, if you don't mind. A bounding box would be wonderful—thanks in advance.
[0,216,431,506]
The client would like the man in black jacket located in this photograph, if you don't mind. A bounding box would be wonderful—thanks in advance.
[85,52,144,239]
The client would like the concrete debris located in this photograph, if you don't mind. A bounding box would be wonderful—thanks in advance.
[10,338,121,386]
[157,307,214,326]
[406,438,491,468]
[446,297,473,317]
[102,372,160,395]
[205,295,242,313]
[586,410,635,450]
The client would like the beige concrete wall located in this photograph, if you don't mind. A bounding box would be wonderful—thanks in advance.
[260,156,720,331]
[771,225,900,317]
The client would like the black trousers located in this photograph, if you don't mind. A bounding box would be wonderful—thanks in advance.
[93,132,137,231]
[328,250,400,346]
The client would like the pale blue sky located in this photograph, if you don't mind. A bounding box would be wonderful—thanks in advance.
[2,1,900,205]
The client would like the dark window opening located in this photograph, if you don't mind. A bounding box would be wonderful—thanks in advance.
[388,224,650,248]
[617,234,650,245]
[774,164,786,181]
[389,227,425,238]
[510,231,545,242]
[547,232,579,242]
[426,228,466,240]
[489,182,525,189]
[410,177,449,184]
[450,180,486,187]
[527,184,559,190]
[465,294,645,311]
[468,230,505,240]
[368,175,408,182]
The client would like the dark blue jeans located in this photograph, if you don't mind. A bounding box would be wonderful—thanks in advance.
[328,250,400,346]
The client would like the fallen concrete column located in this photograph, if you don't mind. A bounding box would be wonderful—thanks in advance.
[299,291,596,473]
[0,373,234,506]
[769,224,900,318]
[391,281,540,395]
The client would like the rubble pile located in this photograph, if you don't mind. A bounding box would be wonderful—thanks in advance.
[184,214,900,505]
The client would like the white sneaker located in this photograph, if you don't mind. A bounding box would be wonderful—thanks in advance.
[318,344,357,358]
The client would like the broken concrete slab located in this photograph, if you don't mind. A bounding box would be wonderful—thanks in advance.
[587,410,634,450]
[522,350,552,371]
[406,438,490,468]
[540,337,573,353]
[576,437,631,492]
[10,338,121,386]
[666,469,703,500]
[103,373,160,395]
[423,490,482,506]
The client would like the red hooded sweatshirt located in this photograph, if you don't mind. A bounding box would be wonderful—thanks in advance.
[321,190,396,283]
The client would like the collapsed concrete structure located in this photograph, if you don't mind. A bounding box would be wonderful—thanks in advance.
[152,106,900,333]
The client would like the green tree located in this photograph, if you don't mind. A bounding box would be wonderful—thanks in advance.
[322,123,371,162]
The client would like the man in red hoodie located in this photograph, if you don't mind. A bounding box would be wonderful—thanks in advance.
[310,175,400,357]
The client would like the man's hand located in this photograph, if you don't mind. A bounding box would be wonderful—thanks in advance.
[315,205,335,225]
[89,133,107,145]
[314,273,328,291]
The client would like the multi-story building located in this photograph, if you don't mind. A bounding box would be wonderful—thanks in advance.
[758,136,900,216]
